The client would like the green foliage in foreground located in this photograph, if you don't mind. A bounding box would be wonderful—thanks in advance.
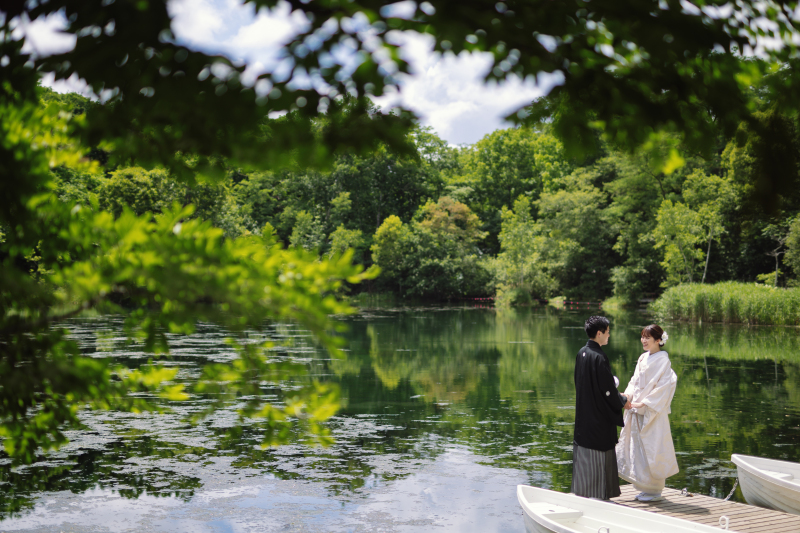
[13,0,800,170]
[0,188,376,463]
[0,76,377,465]
[651,282,800,325]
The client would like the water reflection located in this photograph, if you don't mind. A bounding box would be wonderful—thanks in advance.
[1,307,800,529]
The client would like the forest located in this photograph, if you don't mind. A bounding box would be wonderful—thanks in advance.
[42,85,800,307]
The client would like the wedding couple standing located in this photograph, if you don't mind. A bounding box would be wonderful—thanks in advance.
[571,316,678,502]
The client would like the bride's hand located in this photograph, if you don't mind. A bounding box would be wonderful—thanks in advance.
[631,402,644,409]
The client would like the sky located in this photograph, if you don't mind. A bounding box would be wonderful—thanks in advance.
[17,0,560,146]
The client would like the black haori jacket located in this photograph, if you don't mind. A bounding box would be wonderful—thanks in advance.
[573,340,626,451]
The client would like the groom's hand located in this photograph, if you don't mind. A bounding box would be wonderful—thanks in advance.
[621,395,632,409]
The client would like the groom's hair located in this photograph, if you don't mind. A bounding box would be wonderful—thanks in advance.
[585,316,610,338]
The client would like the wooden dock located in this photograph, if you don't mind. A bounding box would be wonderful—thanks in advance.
[611,484,800,532]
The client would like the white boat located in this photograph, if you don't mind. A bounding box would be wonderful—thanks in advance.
[517,485,736,533]
[731,454,800,515]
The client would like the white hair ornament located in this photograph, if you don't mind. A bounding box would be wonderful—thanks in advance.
[659,331,669,346]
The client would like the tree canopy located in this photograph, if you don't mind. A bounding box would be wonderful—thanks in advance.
[7,0,800,167]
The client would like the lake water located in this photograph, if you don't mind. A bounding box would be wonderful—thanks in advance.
[1,306,799,532]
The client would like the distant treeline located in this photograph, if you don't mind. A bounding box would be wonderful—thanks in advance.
[42,87,800,306]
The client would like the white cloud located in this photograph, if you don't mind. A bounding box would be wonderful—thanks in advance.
[168,0,228,46]
[13,14,87,95]
[15,12,75,57]
[26,0,560,145]
[39,72,93,97]
[375,32,560,145]
[168,0,304,70]
[228,7,306,58]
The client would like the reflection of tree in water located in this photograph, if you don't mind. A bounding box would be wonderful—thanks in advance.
[328,308,587,491]
[4,311,800,515]
[329,309,800,499]
[0,438,201,519]
[668,356,800,498]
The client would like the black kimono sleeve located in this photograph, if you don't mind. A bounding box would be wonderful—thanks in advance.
[594,355,626,424]
[573,345,626,451]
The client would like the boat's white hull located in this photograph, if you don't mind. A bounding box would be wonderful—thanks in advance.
[517,485,737,533]
[731,454,800,515]
[522,511,550,533]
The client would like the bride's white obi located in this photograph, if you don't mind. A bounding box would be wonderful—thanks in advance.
[616,350,679,491]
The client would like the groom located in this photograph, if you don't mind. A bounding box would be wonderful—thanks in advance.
[570,316,630,500]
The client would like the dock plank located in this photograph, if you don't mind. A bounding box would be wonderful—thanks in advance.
[611,485,800,532]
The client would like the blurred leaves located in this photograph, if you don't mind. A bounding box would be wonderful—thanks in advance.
[11,0,800,172]
[1,25,377,462]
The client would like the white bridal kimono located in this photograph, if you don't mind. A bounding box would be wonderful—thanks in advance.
[616,350,679,493]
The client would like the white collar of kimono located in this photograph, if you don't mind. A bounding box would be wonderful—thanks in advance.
[642,350,667,357]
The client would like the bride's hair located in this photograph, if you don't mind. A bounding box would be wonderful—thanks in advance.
[641,324,664,344]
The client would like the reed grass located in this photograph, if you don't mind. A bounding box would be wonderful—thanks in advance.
[651,282,800,326]
[600,296,627,311]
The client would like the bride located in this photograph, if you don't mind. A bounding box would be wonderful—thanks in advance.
[616,324,679,501]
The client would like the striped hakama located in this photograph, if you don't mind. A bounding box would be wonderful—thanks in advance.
[570,442,621,500]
